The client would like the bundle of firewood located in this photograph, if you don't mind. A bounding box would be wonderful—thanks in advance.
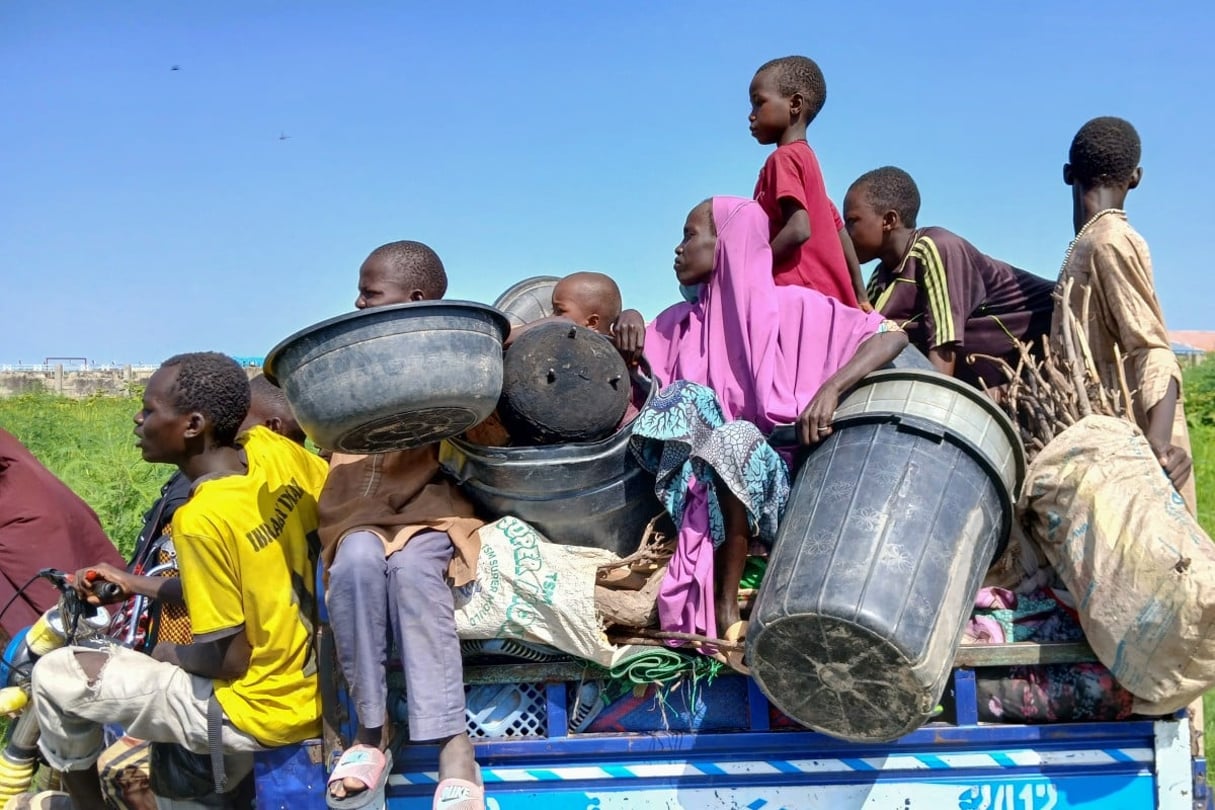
[595,516,746,656]
[976,278,1133,459]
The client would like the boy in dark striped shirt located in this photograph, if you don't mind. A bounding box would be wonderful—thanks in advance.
[842,166,1054,391]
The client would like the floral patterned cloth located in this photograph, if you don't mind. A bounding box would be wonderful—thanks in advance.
[629,380,789,638]
[971,586,1134,723]
[630,380,789,551]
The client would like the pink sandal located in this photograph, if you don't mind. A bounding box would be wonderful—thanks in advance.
[432,765,484,810]
[326,745,393,810]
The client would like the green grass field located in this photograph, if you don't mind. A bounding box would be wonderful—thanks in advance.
[0,392,169,560]
[1173,360,1215,759]
[1,360,1214,756]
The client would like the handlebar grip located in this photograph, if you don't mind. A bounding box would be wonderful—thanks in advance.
[94,581,123,602]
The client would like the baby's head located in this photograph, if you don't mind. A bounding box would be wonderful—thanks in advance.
[551,272,622,335]
[355,240,447,309]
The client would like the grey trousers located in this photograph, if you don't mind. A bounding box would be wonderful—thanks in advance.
[326,530,467,741]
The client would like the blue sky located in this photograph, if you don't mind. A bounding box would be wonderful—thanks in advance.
[2,2,1212,364]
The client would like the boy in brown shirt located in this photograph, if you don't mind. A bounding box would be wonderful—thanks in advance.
[321,241,485,810]
[1054,116,1194,511]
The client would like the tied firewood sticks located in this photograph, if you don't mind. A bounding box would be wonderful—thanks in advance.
[607,627,745,653]
[973,277,1133,459]
[597,514,676,575]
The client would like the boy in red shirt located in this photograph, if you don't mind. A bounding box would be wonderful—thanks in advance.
[750,55,870,310]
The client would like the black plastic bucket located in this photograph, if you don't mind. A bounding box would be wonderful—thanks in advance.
[748,369,1024,742]
[437,370,662,558]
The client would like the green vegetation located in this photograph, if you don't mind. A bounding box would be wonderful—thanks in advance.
[1185,360,1215,761]
[0,391,170,560]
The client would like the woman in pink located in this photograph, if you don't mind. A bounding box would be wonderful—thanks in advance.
[620,196,906,665]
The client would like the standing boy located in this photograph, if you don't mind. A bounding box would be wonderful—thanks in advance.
[844,166,1055,391]
[31,352,325,810]
[749,55,870,309]
[1054,116,1194,510]
[320,240,485,810]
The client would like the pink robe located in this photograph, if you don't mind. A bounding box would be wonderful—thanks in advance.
[645,197,885,434]
[641,196,885,639]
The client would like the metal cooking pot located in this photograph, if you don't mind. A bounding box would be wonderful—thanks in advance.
[264,301,510,454]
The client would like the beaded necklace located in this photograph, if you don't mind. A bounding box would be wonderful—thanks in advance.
[1059,208,1124,275]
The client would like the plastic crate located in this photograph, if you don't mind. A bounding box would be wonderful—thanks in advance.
[464,682,547,739]
[391,681,548,740]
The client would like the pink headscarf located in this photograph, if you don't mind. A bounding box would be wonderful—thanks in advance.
[644,196,885,434]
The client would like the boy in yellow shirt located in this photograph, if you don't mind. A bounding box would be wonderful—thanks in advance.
[31,352,326,810]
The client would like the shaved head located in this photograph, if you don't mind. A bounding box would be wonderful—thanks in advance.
[551,271,622,334]
[240,374,307,445]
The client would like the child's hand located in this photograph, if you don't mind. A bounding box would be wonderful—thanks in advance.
[612,310,646,366]
[1155,443,1193,490]
[797,384,841,445]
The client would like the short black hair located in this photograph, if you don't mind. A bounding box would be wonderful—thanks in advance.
[249,373,306,443]
[851,166,921,229]
[756,55,826,123]
[161,352,250,446]
[1069,116,1141,187]
[367,240,448,299]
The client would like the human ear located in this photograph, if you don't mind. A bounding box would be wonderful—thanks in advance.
[1062,163,1074,186]
[409,289,426,302]
[265,416,283,435]
[1128,166,1143,190]
[882,210,899,231]
[788,92,803,118]
[586,313,600,330]
[183,412,205,439]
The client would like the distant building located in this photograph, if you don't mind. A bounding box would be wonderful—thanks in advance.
[1169,331,1214,367]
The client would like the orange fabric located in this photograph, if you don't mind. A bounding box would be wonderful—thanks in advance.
[318,445,484,586]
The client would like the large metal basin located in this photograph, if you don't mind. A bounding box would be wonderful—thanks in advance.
[438,371,662,558]
[264,301,510,454]
[493,275,559,329]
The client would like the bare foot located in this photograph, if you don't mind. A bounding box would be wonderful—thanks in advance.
[328,744,383,799]
[329,725,386,800]
[716,600,741,640]
[436,733,478,784]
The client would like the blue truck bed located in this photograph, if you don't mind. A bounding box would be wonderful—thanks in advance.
[361,650,1209,810]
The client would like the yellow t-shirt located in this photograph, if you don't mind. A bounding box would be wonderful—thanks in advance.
[171,428,328,746]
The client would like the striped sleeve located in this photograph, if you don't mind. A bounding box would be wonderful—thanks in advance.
[911,235,968,349]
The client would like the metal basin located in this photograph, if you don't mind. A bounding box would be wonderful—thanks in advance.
[438,371,662,558]
[493,276,559,329]
[264,301,510,454]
